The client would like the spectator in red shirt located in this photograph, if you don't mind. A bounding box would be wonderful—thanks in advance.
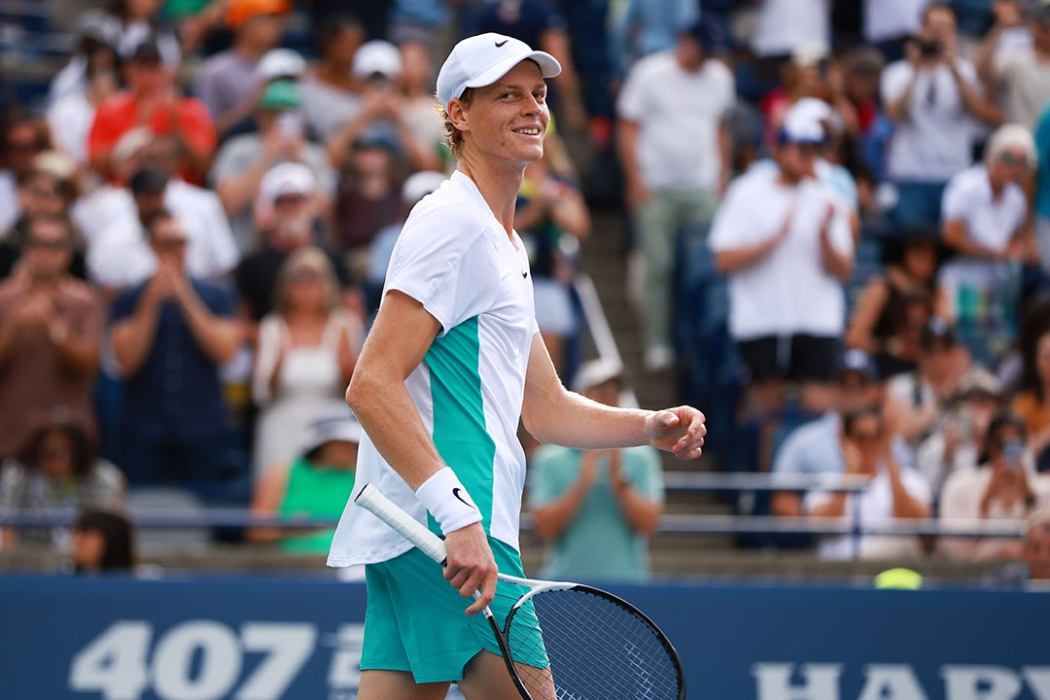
[88,36,216,184]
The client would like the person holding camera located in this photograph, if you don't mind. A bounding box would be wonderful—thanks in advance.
[881,3,1001,231]
[940,412,1050,560]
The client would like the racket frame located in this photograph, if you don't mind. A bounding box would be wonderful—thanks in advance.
[354,482,687,700]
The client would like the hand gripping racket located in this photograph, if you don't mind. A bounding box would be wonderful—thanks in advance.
[355,482,686,700]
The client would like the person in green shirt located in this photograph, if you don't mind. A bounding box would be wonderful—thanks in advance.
[528,359,665,582]
[249,408,359,554]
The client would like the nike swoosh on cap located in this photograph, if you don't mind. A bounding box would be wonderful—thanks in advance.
[495,40,508,47]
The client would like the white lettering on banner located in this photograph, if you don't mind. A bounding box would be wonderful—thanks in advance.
[942,666,1024,700]
[1024,667,1050,700]
[858,665,930,700]
[69,620,320,700]
[69,621,153,700]
[752,663,844,700]
[236,624,318,700]
[755,664,1050,700]
[151,621,243,700]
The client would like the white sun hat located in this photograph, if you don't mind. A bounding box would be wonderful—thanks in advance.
[436,32,561,111]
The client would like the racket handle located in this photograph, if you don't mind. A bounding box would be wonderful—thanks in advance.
[355,483,449,564]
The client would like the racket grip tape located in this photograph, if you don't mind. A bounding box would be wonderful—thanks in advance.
[355,483,449,564]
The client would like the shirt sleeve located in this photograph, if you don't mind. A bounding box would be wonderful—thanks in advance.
[616,59,650,122]
[194,63,222,119]
[385,204,501,336]
[109,286,140,323]
[772,429,806,475]
[201,191,240,274]
[177,99,218,156]
[940,172,971,221]
[199,281,235,318]
[880,61,912,104]
[707,179,747,252]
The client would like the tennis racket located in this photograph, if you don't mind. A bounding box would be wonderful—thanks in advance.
[354,482,686,700]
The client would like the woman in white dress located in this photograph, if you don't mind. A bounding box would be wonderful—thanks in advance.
[251,247,362,482]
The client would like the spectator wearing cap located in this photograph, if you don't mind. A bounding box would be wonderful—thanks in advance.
[0,215,102,460]
[248,408,361,553]
[941,411,1050,560]
[939,124,1038,362]
[86,137,239,293]
[1,151,89,281]
[236,162,354,323]
[109,209,240,490]
[87,35,216,185]
[472,0,587,131]
[884,315,972,447]
[847,228,951,379]
[917,368,1004,509]
[528,359,664,582]
[803,404,931,561]
[976,0,1050,131]
[881,3,1001,230]
[299,15,367,144]
[710,113,854,434]
[250,247,361,483]
[771,350,916,517]
[617,20,735,372]
[46,17,121,166]
[195,0,291,140]
[210,79,336,253]
[1012,319,1050,468]
[323,40,442,174]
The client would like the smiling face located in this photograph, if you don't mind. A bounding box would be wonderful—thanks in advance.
[450,60,549,170]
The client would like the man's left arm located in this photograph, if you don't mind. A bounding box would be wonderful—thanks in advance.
[522,334,706,457]
[949,56,1002,126]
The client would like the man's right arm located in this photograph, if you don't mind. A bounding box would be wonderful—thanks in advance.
[345,290,497,614]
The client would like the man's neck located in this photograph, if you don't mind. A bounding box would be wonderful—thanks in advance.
[26,274,61,293]
[234,40,267,62]
[457,155,525,235]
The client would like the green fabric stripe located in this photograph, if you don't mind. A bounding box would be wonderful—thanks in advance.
[425,316,495,535]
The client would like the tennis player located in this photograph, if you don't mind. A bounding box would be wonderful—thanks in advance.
[328,32,707,700]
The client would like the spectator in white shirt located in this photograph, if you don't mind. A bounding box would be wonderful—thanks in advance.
[617,20,735,371]
[939,124,1037,362]
[87,143,239,293]
[881,3,1001,230]
[804,404,931,561]
[709,113,853,421]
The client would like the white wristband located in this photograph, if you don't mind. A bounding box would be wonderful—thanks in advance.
[415,467,482,535]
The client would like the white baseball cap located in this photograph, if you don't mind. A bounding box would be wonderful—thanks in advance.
[257,48,306,81]
[436,32,561,111]
[300,408,363,455]
[258,162,316,206]
[353,39,402,79]
[571,357,625,394]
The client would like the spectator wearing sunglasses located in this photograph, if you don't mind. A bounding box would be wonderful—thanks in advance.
[0,215,102,460]
[939,124,1037,362]
[109,210,240,491]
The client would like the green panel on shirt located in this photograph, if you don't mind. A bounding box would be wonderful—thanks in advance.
[425,316,496,534]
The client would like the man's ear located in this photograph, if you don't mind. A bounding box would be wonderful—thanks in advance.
[447,98,470,133]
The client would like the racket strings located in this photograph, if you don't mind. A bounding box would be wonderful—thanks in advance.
[505,588,681,700]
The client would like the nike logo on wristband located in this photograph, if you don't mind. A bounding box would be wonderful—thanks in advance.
[452,487,476,509]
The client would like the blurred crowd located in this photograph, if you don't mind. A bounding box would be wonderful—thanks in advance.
[1,0,1050,580]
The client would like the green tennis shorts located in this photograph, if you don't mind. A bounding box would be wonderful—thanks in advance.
[360,537,546,684]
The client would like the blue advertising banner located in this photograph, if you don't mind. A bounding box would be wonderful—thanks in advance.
[0,575,1048,700]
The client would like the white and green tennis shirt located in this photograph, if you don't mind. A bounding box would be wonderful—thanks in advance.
[328,170,537,567]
